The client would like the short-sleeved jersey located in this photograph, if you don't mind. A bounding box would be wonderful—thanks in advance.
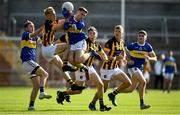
[163,57,176,73]
[64,16,87,45]
[101,37,125,70]
[20,32,38,63]
[42,20,58,46]
[84,39,102,67]
[127,42,153,70]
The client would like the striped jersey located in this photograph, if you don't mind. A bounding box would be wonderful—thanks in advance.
[102,36,125,69]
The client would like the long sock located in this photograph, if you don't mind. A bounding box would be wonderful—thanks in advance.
[80,65,88,71]
[63,60,68,66]
[90,101,95,105]
[67,79,74,85]
[140,99,144,106]
[99,98,104,106]
[112,89,120,96]
[29,101,34,107]
[40,86,44,93]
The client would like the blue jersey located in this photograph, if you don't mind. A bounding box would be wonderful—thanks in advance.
[64,16,87,45]
[20,32,38,63]
[127,42,153,70]
[163,57,176,73]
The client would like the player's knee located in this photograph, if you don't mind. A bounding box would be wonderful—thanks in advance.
[140,80,146,86]
[127,80,132,86]
[44,71,49,78]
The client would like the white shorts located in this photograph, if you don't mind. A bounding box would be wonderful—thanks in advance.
[75,66,97,81]
[22,60,40,78]
[100,68,125,80]
[70,39,87,51]
[143,71,150,81]
[163,73,174,80]
[42,44,57,62]
[128,67,143,78]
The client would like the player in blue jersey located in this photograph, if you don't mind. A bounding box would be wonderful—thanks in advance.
[20,20,52,111]
[163,51,177,93]
[60,7,101,78]
[118,30,157,110]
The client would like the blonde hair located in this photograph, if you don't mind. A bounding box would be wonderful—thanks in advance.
[44,6,55,16]
[114,25,124,33]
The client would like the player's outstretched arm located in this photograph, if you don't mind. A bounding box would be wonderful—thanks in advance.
[52,19,65,31]
[29,25,44,38]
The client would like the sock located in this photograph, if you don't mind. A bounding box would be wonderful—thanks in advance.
[91,101,96,105]
[29,101,34,107]
[112,89,120,96]
[80,65,88,72]
[99,98,104,106]
[40,86,44,93]
[63,60,68,66]
[67,79,74,85]
[140,99,144,106]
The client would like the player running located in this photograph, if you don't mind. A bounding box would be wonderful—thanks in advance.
[97,25,132,107]
[163,51,177,93]
[20,20,52,111]
[119,30,157,110]
[56,26,111,111]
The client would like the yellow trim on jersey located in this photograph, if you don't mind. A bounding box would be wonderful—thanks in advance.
[164,61,174,66]
[68,28,81,33]
[129,50,148,58]
[21,40,36,48]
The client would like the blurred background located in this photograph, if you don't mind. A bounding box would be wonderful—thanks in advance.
[0,0,179,89]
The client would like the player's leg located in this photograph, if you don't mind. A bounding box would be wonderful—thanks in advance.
[107,69,131,106]
[133,70,151,110]
[88,70,111,111]
[56,71,86,105]
[54,43,68,55]
[35,66,52,99]
[167,74,174,93]
[28,76,39,111]
[88,72,103,111]
[57,81,84,105]
[50,55,85,90]
[61,46,77,72]
[163,74,168,92]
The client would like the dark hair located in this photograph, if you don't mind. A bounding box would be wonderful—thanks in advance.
[24,20,33,28]
[78,7,88,13]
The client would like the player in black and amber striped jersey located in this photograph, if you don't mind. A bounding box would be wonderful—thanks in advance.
[56,26,111,111]
[41,6,85,91]
[100,25,131,107]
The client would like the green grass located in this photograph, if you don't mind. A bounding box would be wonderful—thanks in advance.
[0,87,180,115]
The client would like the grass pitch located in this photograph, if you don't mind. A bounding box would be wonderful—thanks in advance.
[0,87,180,115]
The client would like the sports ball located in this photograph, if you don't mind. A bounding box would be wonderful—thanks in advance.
[62,2,74,12]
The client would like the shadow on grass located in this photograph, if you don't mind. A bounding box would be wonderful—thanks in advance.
[0,108,90,113]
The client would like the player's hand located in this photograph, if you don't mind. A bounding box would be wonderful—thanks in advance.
[62,8,71,18]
